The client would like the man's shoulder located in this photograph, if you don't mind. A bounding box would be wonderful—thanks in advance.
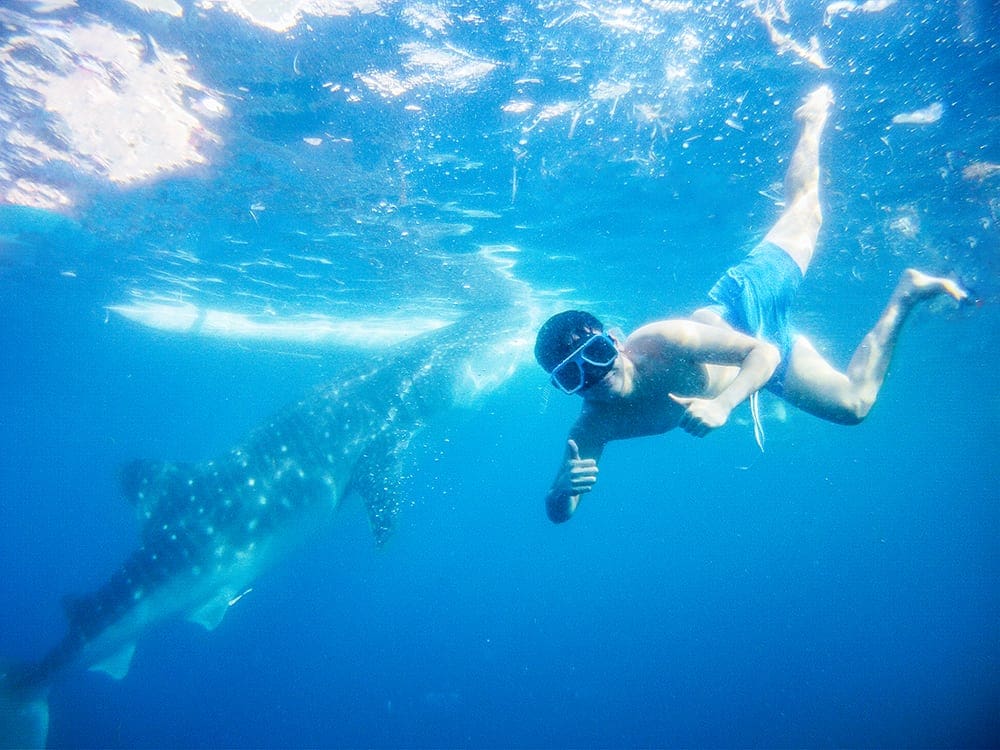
[627,317,704,350]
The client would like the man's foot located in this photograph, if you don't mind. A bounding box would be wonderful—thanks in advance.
[895,268,968,307]
[794,84,834,126]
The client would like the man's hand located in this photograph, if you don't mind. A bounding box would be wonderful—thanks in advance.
[554,439,599,496]
[668,394,731,437]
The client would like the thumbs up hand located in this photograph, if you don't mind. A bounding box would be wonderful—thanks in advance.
[555,439,599,497]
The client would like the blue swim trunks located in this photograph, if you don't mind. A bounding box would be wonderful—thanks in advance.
[706,240,803,394]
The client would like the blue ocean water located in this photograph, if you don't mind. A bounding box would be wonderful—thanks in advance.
[1,0,998,747]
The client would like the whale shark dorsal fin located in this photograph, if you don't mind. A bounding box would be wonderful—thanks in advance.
[89,642,136,680]
[188,595,232,631]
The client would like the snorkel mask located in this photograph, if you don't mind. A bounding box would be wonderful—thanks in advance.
[548,332,618,394]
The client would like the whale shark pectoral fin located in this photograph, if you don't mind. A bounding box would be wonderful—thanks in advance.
[369,484,405,546]
[188,595,232,632]
[350,437,412,545]
[89,642,136,680]
[351,453,408,544]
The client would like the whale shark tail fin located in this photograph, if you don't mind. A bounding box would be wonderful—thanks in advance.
[0,664,49,750]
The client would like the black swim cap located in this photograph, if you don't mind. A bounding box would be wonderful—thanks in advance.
[534,310,605,372]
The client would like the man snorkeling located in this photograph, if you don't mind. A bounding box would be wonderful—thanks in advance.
[535,85,968,523]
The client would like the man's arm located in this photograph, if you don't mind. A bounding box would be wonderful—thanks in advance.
[545,434,605,524]
[633,319,780,436]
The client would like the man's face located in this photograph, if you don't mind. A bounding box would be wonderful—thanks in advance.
[577,337,625,401]
[579,333,626,401]
[547,329,618,395]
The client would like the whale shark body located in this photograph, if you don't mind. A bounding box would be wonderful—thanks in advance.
[0,308,532,748]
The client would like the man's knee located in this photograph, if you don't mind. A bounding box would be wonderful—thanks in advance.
[830,392,875,426]
[781,359,876,425]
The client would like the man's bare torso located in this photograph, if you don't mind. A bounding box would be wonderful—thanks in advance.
[570,319,740,449]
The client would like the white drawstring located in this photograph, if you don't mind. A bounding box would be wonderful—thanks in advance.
[749,391,765,453]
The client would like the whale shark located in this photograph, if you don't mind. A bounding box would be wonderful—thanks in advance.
[0,305,534,749]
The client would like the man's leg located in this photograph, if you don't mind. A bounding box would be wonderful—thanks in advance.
[698,86,834,328]
[779,270,967,424]
[763,85,834,276]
